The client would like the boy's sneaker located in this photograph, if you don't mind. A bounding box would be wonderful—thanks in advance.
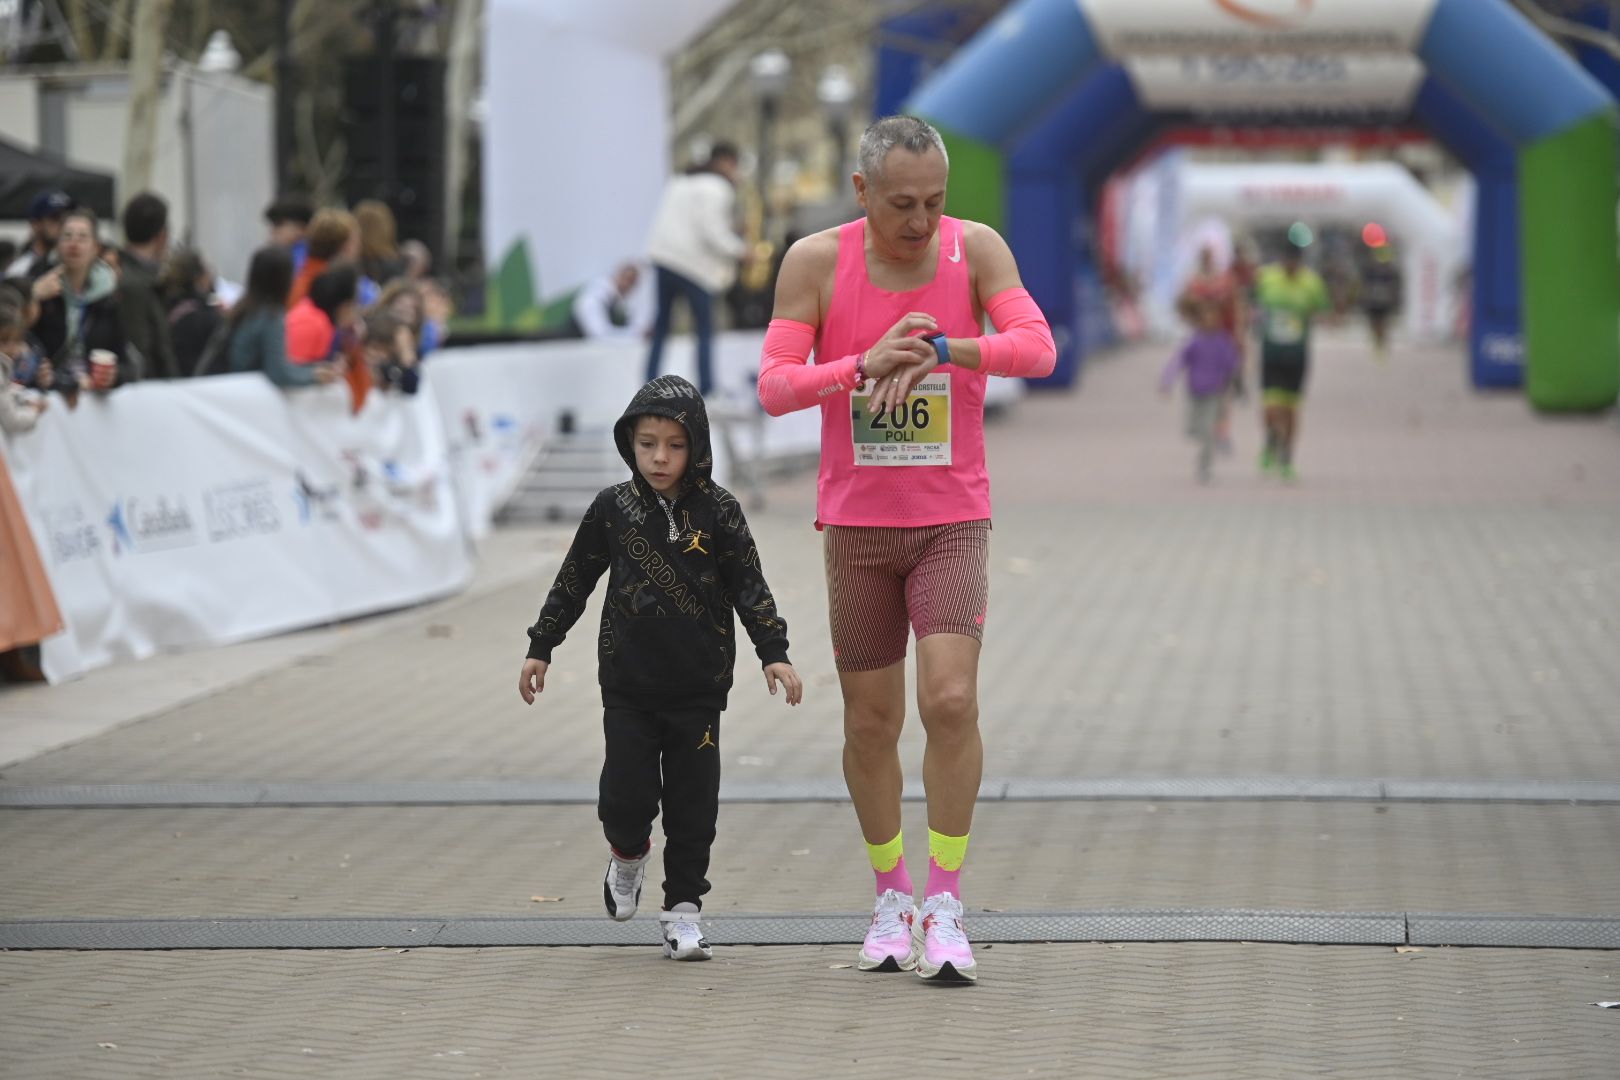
[602,843,651,922]
[917,892,977,983]
[857,888,922,972]
[660,903,712,961]
[1259,446,1278,473]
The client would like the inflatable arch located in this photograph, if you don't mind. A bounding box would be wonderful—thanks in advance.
[906,0,1619,410]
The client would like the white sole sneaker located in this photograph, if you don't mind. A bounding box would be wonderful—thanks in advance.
[602,845,650,922]
[856,904,922,972]
[662,937,714,962]
[916,956,978,983]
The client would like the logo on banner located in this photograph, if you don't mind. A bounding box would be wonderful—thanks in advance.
[107,495,198,556]
[1213,0,1312,28]
[39,502,102,565]
[293,471,341,525]
[203,480,283,543]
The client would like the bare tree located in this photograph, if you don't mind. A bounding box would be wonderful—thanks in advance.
[121,0,174,196]
[444,0,481,257]
[100,0,133,59]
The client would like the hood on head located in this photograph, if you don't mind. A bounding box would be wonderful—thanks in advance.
[613,374,713,492]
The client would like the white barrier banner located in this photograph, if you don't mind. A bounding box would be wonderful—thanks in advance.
[5,375,472,682]
[1080,0,1438,55]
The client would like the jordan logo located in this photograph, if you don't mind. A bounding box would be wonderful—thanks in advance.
[946,233,962,263]
[681,512,711,555]
[697,726,717,750]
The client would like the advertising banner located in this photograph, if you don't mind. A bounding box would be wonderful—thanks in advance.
[5,377,472,682]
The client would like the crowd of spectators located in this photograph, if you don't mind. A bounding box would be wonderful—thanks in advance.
[0,187,453,416]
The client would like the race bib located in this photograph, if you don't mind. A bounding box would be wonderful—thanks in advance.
[1268,310,1306,345]
[851,374,952,466]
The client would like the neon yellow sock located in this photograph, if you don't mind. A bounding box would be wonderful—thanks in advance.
[927,829,969,872]
[865,831,905,873]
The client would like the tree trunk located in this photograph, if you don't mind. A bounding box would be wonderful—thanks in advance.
[443,0,481,263]
[101,0,133,60]
[63,0,96,59]
[122,0,175,198]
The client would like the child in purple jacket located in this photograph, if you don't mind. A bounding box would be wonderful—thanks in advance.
[1162,301,1241,483]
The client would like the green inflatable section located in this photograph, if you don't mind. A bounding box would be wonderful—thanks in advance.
[1519,113,1620,411]
[935,126,1005,233]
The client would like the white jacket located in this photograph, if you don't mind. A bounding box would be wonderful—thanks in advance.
[645,172,747,293]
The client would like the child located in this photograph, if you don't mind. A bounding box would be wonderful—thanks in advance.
[1161,300,1241,483]
[517,374,802,961]
[0,303,48,433]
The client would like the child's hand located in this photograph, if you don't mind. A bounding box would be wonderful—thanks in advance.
[764,662,803,706]
[518,658,548,704]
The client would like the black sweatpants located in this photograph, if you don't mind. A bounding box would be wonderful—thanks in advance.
[599,706,722,911]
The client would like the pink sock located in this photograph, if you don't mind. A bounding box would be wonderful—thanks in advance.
[875,855,912,897]
[926,857,961,900]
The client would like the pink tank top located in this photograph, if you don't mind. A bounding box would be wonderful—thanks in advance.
[815,215,989,528]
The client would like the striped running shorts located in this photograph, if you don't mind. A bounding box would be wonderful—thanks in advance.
[822,520,990,672]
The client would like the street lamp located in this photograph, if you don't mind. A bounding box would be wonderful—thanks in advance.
[750,48,791,217]
[198,30,241,73]
[816,64,856,188]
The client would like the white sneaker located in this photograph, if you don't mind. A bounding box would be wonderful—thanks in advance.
[917,892,977,983]
[857,888,922,972]
[602,843,651,922]
[660,903,712,961]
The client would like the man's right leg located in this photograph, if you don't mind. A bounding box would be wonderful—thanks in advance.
[645,265,681,384]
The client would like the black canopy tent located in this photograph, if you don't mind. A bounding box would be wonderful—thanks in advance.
[0,136,116,220]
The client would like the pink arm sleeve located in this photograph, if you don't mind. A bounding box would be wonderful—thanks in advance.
[757,318,861,417]
[976,288,1057,378]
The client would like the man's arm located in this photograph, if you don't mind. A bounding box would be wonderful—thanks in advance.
[525,498,612,662]
[935,222,1055,378]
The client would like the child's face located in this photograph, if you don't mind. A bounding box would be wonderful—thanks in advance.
[1197,305,1221,331]
[633,416,689,496]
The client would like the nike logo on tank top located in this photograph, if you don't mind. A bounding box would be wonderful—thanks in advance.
[813,216,990,528]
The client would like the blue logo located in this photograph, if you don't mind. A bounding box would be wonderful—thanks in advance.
[106,500,132,555]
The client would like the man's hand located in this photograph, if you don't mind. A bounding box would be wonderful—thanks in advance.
[871,348,942,418]
[32,269,62,304]
[764,662,803,706]
[862,312,936,383]
[34,360,54,389]
[518,658,548,704]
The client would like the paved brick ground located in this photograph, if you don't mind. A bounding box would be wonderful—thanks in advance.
[2,944,1616,1079]
[2,334,1618,1077]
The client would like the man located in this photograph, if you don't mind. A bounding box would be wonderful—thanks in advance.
[1254,241,1331,481]
[758,116,1055,983]
[1359,246,1401,358]
[117,192,180,380]
[645,143,747,396]
[6,190,73,279]
[264,195,314,273]
[571,262,654,341]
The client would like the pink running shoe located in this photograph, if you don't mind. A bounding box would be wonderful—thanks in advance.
[857,888,921,972]
[917,892,977,983]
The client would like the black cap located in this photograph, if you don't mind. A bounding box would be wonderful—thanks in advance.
[27,190,73,220]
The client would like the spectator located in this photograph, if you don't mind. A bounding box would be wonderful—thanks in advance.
[377,278,424,341]
[216,246,337,388]
[265,195,314,272]
[31,208,134,393]
[572,261,654,342]
[161,250,224,376]
[354,200,405,286]
[6,190,73,279]
[0,303,48,433]
[287,209,356,306]
[0,278,48,390]
[644,142,747,395]
[400,239,432,281]
[287,262,359,366]
[0,240,15,274]
[363,309,420,395]
[117,191,181,380]
[418,278,453,356]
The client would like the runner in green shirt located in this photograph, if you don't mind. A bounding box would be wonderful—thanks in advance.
[1254,244,1331,481]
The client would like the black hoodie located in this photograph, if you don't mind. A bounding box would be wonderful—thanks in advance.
[525,375,791,711]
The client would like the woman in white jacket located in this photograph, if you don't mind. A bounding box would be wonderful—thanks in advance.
[644,144,747,397]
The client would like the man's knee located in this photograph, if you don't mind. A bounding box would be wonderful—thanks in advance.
[844,700,904,750]
[918,681,978,735]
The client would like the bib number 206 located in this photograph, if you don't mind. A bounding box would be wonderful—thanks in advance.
[870,399,931,431]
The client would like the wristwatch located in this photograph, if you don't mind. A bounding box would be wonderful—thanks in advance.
[924,332,951,367]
